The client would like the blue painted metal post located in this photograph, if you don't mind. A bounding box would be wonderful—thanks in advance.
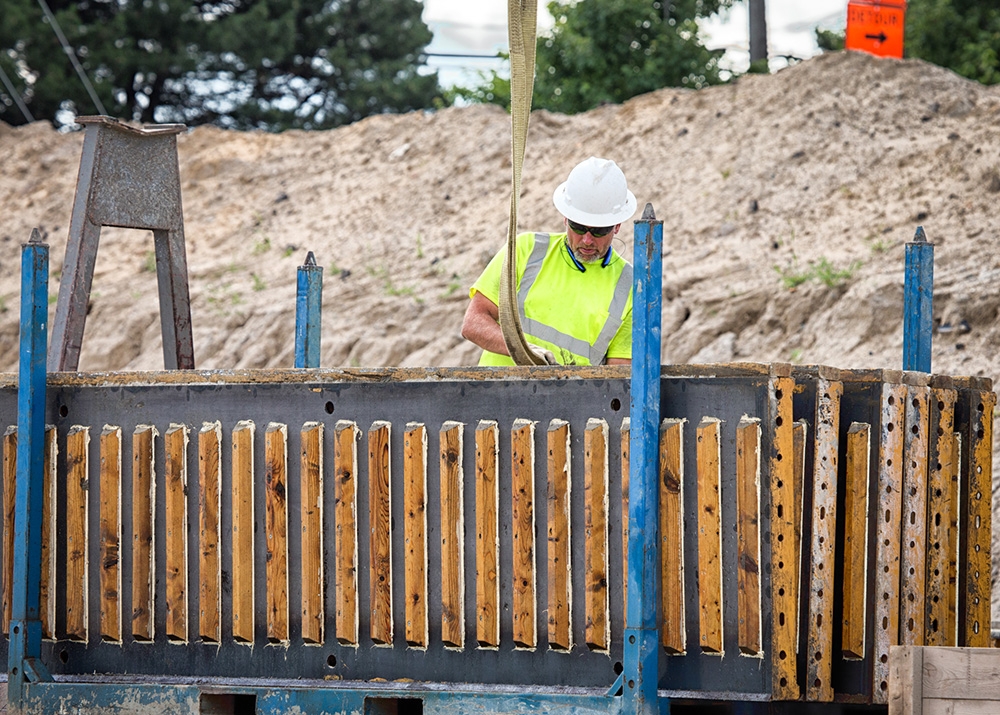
[903,226,933,373]
[294,251,323,368]
[624,204,663,715]
[9,229,53,709]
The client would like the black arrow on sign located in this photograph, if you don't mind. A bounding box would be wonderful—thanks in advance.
[865,32,888,42]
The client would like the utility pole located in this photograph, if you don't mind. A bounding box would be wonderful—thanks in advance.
[749,0,768,71]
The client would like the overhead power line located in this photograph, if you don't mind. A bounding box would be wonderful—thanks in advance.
[0,62,35,122]
[36,0,107,115]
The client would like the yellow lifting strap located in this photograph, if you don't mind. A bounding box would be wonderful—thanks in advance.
[499,0,546,365]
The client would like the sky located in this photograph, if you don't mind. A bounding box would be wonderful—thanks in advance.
[421,0,850,88]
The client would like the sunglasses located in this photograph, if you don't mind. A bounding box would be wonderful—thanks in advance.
[567,220,614,238]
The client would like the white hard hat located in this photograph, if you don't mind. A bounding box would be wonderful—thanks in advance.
[552,157,637,226]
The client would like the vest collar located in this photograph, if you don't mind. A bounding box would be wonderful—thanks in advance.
[564,238,612,272]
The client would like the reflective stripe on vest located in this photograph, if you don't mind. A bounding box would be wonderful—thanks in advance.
[517,232,632,365]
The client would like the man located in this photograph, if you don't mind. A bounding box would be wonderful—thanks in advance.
[462,157,636,366]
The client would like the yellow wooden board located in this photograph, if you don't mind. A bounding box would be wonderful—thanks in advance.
[334,420,360,646]
[403,423,428,648]
[475,421,500,648]
[99,425,122,642]
[265,423,289,643]
[369,421,393,646]
[440,421,464,649]
[511,418,536,650]
[660,418,685,654]
[199,422,222,643]
[584,419,609,652]
[736,417,762,657]
[300,422,324,645]
[231,421,255,643]
[842,422,871,660]
[547,420,571,651]
[165,424,189,642]
[131,426,156,641]
[66,426,90,641]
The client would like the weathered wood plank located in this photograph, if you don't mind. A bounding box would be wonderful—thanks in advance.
[917,646,1000,701]
[165,424,189,642]
[769,376,799,698]
[334,420,360,646]
[66,425,90,641]
[964,390,995,647]
[926,389,957,647]
[660,418,685,654]
[41,425,56,639]
[475,421,500,649]
[3,427,15,634]
[99,425,122,642]
[231,420,255,643]
[132,425,156,641]
[265,423,289,644]
[696,417,723,655]
[584,418,610,652]
[806,380,843,702]
[300,422,324,645]
[736,417,762,657]
[901,385,930,646]
[440,421,464,650]
[199,422,222,643]
[511,418,537,650]
[888,645,923,715]
[547,419,571,651]
[403,423,428,648]
[369,421,393,646]
[874,382,907,702]
[843,422,871,660]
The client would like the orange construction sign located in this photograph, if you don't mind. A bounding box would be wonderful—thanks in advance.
[845,1,907,59]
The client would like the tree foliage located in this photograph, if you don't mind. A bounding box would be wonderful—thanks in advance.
[905,0,1000,85]
[453,0,734,113]
[0,0,442,130]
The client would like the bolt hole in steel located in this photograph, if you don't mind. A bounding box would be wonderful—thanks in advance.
[613,661,623,674]
[59,404,69,418]
[325,401,335,414]
[327,654,337,667]
[59,650,69,664]
[610,398,621,411]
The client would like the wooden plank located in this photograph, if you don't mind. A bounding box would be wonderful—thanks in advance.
[440,421,464,649]
[132,425,156,641]
[736,417,762,657]
[41,425,56,639]
[334,420,360,646]
[66,425,90,641]
[963,390,995,647]
[620,418,629,609]
[769,376,799,698]
[368,420,393,646]
[165,424,189,642]
[547,419,571,651]
[475,421,500,648]
[696,417,723,655]
[659,418,685,654]
[888,645,923,715]
[843,422,871,660]
[584,418,610,652]
[99,425,122,642]
[919,646,1000,700]
[874,382,908,703]
[199,421,222,643]
[511,418,536,650]
[231,420,255,643]
[926,389,957,647]
[403,423,428,648]
[3,427,15,634]
[806,380,843,702]
[901,385,930,646]
[300,422,324,645]
[264,423,289,644]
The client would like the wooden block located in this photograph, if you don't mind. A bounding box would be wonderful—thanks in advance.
[769,376,799,698]
[925,390,957,647]
[440,421,464,650]
[919,646,1000,701]
[334,420,360,646]
[41,426,56,639]
[620,418,629,608]
[99,425,122,642]
[963,390,995,647]
[475,421,500,648]
[874,382,907,703]
[584,418,610,652]
[368,420,393,646]
[547,419,572,651]
[165,424,189,643]
[660,418,685,655]
[887,645,923,715]
[300,422,324,645]
[696,417,723,655]
[403,423,428,648]
[66,425,90,641]
[901,386,930,646]
[3,427,15,634]
[511,418,536,650]
[199,422,222,643]
[132,425,156,641]
[843,422,871,660]
[265,423,289,644]
[806,380,843,702]
[736,417,762,657]
[231,421,255,643]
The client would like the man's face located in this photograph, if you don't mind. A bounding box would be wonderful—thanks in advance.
[565,218,619,264]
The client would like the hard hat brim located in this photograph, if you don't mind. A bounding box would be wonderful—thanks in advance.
[552,182,638,226]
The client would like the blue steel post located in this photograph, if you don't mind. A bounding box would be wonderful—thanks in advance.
[9,229,53,709]
[294,251,323,368]
[624,204,663,715]
[903,226,933,373]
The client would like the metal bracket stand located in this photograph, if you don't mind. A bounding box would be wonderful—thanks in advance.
[48,115,195,372]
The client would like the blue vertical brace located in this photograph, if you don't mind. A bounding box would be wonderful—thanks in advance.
[294,251,324,369]
[623,204,664,715]
[9,229,53,709]
[903,226,934,373]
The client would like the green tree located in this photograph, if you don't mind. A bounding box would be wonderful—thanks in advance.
[453,0,734,114]
[905,0,1000,85]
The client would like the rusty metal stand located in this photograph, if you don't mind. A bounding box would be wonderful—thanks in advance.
[48,115,195,371]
